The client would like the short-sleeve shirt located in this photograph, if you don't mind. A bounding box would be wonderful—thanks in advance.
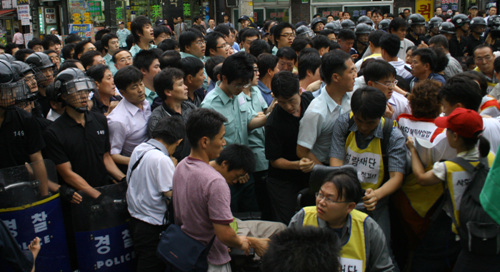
[297,87,351,163]
[43,111,112,188]
[173,157,234,265]
[129,43,157,57]
[245,87,268,172]
[257,80,273,106]
[0,107,44,168]
[201,85,257,146]
[116,28,131,48]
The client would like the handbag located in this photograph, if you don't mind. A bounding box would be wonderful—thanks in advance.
[157,223,216,272]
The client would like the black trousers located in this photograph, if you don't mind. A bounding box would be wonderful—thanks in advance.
[266,176,305,225]
[129,217,167,272]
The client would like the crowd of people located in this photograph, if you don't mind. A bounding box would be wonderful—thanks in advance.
[2,5,500,272]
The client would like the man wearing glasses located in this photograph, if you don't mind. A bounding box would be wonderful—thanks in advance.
[473,45,498,92]
[112,49,133,75]
[272,22,296,55]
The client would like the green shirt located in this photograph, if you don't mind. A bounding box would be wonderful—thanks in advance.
[145,86,158,106]
[245,86,269,172]
[104,53,118,76]
[180,52,208,91]
[129,43,157,57]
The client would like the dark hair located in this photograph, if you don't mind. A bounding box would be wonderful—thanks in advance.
[154,68,185,101]
[428,34,449,50]
[494,55,500,72]
[180,57,204,78]
[42,35,61,50]
[320,50,351,84]
[380,33,400,57]
[240,28,260,43]
[101,33,118,50]
[154,25,172,39]
[126,34,134,50]
[112,49,131,63]
[151,116,185,145]
[73,39,93,59]
[319,29,335,37]
[276,46,297,62]
[409,79,442,119]
[214,24,230,37]
[5,43,18,55]
[431,47,449,74]
[215,144,256,173]
[61,44,76,60]
[14,48,34,61]
[27,38,43,50]
[192,25,206,35]
[133,49,159,71]
[312,35,331,50]
[80,50,102,70]
[257,53,279,79]
[271,71,300,99]
[221,52,254,84]
[363,59,396,83]
[65,33,82,44]
[205,56,225,81]
[298,51,321,80]
[158,38,179,52]
[249,39,271,58]
[179,29,204,52]
[291,37,314,54]
[261,227,341,272]
[329,41,341,50]
[460,71,488,96]
[351,86,387,119]
[57,59,82,75]
[114,65,143,91]
[95,28,111,41]
[412,48,438,72]
[438,75,482,112]
[131,16,152,42]
[186,108,227,148]
[273,22,295,44]
[389,17,408,33]
[473,44,494,57]
[87,64,110,83]
[368,30,385,47]
[338,29,356,41]
[322,169,363,203]
[205,32,226,57]
[46,83,60,102]
[159,50,181,69]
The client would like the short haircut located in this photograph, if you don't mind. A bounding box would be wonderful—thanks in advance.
[431,47,449,73]
[42,35,61,50]
[131,16,152,42]
[215,144,256,173]
[412,48,437,72]
[154,68,185,101]
[112,49,131,63]
[95,29,111,41]
[276,46,297,62]
[409,79,442,119]
[214,24,230,37]
[320,50,351,84]
[158,38,179,52]
[186,108,227,148]
[338,29,356,41]
[240,28,260,42]
[205,56,225,81]
[27,38,43,50]
[57,59,82,75]
[65,33,82,44]
[133,49,159,71]
[249,39,271,58]
[192,25,206,35]
[180,57,204,78]
[389,17,408,33]
[273,22,295,44]
[126,34,134,50]
[114,65,143,91]
[179,29,204,52]
[363,59,396,83]
[62,43,76,60]
[159,50,182,69]
[14,48,34,61]
[351,86,387,119]
[221,52,254,84]
[318,29,335,37]
[322,169,363,203]
[461,71,488,97]
[257,53,279,78]
[101,33,118,49]
[372,9,383,16]
[261,226,341,272]
[473,44,493,57]
[151,116,185,145]
[380,33,401,57]
[428,34,449,50]
[494,56,500,72]
[298,51,321,80]
[80,50,102,70]
[154,25,172,38]
[205,32,226,57]
[291,37,314,53]
[87,64,110,83]
[73,39,93,59]
[271,70,300,99]
[368,30,385,47]
[438,75,482,112]
[312,35,331,50]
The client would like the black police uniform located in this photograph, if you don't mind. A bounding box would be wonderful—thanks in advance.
[449,34,467,58]
[0,107,44,169]
[43,110,112,188]
[464,34,484,56]
[406,33,425,46]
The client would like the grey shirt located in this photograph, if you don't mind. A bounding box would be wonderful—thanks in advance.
[289,209,394,272]
[444,53,463,79]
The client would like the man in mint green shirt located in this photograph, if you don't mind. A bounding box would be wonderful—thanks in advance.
[179,30,209,90]
[130,16,157,57]
[133,50,161,106]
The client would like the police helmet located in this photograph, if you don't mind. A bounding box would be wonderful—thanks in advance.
[341,19,356,31]
[408,14,426,26]
[325,21,342,34]
[428,17,443,29]
[452,14,470,27]
[378,19,391,31]
[355,23,373,35]
[357,15,373,26]
[311,17,325,29]
[439,22,456,34]
[470,16,487,27]
[25,52,55,70]
[296,25,315,38]
[0,53,15,63]
[0,60,29,108]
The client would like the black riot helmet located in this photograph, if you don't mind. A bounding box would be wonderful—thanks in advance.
[25,52,55,87]
[325,21,342,35]
[439,22,456,34]
[0,60,29,108]
[357,15,373,26]
[341,19,356,31]
[54,67,96,113]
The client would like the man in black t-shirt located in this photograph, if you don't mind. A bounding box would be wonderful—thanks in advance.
[265,71,314,225]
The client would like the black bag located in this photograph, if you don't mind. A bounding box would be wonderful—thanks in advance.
[448,157,500,256]
[157,223,215,272]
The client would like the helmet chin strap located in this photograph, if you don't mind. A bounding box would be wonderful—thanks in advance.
[61,100,87,113]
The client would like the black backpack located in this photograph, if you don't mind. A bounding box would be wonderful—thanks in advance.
[447,157,500,256]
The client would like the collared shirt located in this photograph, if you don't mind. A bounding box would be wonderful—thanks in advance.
[245,87,268,172]
[107,98,151,157]
[388,91,411,120]
[329,112,407,174]
[474,66,498,93]
[398,38,415,61]
[180,54,208,91]
[355,53,382,72]
[104,53,118,75]
[116,28,131,48]
[289,209,394,272]
[12,32,23,45]
[410,73,446,90]
[46,109,61,121]
[129,43,157,57]
[257,80,273,106]
[144,87,158,106]
[126,139,174,225]
[272,46,278,55]
[201,84,257,146]
[444,53,463,79]
[389,59,413,80]
[297,86,351,163]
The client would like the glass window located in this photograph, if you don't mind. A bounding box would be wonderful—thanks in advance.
[266,8,289,23]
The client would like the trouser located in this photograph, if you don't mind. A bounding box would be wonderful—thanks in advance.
[129,217,167,272]
[453,250,500,272]
[253,170,275,221]
[267,176,305,225]
[208,263,232,272]
[230,175,259,213]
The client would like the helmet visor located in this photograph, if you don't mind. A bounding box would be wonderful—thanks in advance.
[0,79,29,107]
[64,77,97,95]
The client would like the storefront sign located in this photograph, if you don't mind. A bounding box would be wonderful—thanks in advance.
[16,0,28,5]
[17,5,30,25]
[45,7,56,24]
[88,1,102,17]
[69,24,93,38]
[416,0,434,21]
[2,0,12,9]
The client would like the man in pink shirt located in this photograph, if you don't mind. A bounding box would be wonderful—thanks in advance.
[12,28,24,48]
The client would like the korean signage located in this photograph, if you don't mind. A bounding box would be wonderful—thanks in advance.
[16,0,28,5]
[88,1,102,17]
[416,0,434,21]
[17,5,30,26]
[441,0,458,12]
[69,24,93,38]
[2,0,12,9]
[45,7,56,24]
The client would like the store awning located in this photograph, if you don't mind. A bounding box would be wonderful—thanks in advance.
[0,9,16,17]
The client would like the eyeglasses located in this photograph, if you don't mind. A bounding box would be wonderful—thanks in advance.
[118,56,133,63]
[475,55,493,62]
[281,33,296,39]
[216,43,228,49]
[315,192,350,204]
[234,81,252,89]
[195,39,206,45]
[375,79,398,88]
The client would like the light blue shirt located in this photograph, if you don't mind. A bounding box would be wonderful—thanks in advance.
[180,53,208,91]
[245,86,269,172]
[272,46,278,55]
[129,43,157,57]
[257,80,273,106]
[201,84,257,146]
[145,86,158,106]
[116,28,131,48]
[104,53,118,76]
[297,86,352,163]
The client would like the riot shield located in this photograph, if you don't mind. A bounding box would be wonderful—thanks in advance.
[0,160,72,272]
[72,181,136,272]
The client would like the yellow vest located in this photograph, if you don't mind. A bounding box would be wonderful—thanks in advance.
[344,118,389,190]
[444,153,495,233]
[302,206,368,272]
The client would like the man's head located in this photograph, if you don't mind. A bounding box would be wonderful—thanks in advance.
[186,108,227,158]
[311,17,325,33]
[87,64,115,97]
[80,50,105,70]
[42,35,61,55]
[343,11,351,20]
[205,32,229,58]
[298,50,321,82]
[474,45,495,75]
[428,34,449,53]
[54,67,95,112]
[408,14,426,35]
[371,9,383,27]
[27,38,44,52]
[131,16,154,44]
[208,18,215,29]
[179,29,206,58]
[215,144,256,185]
[154,67,187,103]
[249,39,271,58]
[65,33,82,45]
[0,60,29,109]
[276,47,297,72]
[159,50,182,69]
[312,35,331,56]
[25,52,55,88]
[337,29,355,53]
[257,53,279,81]
[271,71,301,117]
[152,116,185,148]
[154,25,172,45]
[409,79,444,119]
[101,33,119,56]
[364,60,397,100]
[240,28,260,52]
[438,75,482,115]
[220,52,255,96]
[489,6,498,16]
[114,66,145,106]
[274,22,296,49]
[411,48,437,79]
[389,17,409,40]
[73,39,96,60]
[403,8,411,18]
[238,15,251,28]
[320,49,356,91]
[180,57,205,91]
[113,49,133,70]
[133,49,161,88]
[351,86,387,136]
[119,21,125,29]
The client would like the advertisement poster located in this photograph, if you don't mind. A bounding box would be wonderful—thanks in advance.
[69,24,93,38]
